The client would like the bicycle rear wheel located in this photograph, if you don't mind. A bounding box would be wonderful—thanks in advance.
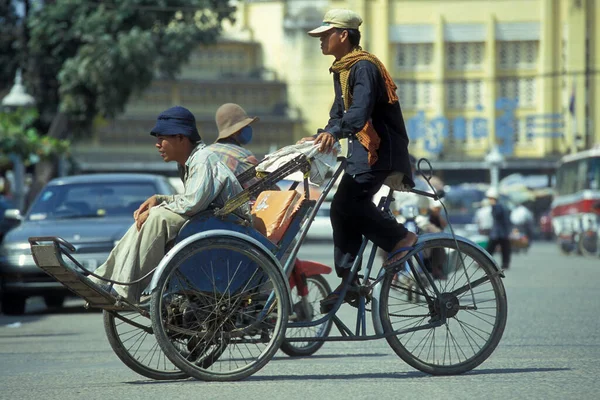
[103,310,188,380]
[151,236,289,381]
[379,238,507,375]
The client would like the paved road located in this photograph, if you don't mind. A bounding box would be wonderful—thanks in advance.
[0,242,598,400]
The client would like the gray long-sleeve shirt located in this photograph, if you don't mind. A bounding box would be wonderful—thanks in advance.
[156,143,249,218]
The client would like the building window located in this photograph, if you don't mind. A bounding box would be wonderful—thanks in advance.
[397,80,433,109]
[396,43,434,71]
[498,78,537,107]
[498,41,539,70]
[446,80,483,109]
[446,42,485,71]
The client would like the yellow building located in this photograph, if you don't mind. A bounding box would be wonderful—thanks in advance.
[235,0,600,178]
[79,37,304,170]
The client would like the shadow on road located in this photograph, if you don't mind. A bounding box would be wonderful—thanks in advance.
[122,367,571,385]
[466,367,571,375]
[246,367,571,381]
[272,352,389,360]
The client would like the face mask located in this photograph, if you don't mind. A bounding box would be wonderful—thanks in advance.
[237,125,253,145]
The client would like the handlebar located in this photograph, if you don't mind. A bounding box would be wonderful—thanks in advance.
[410,188,441,200]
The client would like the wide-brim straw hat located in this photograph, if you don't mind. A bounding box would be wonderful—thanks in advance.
[215,103,259,141]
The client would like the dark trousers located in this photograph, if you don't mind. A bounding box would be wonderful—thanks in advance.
[486,238,511,269]
[330,171,408,277]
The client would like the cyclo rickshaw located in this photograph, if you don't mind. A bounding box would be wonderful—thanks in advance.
[28,143,507,382]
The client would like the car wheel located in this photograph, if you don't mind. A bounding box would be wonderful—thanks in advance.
[1,294,26,315]
[44,295,65,309]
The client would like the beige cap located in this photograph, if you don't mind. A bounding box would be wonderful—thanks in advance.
[215,103,258,142]
[308,9,363,37]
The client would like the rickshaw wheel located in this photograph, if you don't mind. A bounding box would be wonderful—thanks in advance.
[280,274,333,357]
[151,235,289,381]
[103,310,189,380]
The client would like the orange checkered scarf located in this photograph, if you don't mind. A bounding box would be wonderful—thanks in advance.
[330,48,399,165]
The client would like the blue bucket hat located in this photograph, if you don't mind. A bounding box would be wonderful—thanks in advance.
[150,106,201,142]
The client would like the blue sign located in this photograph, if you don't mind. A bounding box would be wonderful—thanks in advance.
[406,97,566,156]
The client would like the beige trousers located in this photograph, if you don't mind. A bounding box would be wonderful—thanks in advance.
[90,207,188,302]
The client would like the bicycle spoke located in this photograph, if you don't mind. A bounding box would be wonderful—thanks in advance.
[380,238,507,374]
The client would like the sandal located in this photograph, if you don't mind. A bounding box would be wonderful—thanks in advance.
[382,246,415,268]
[383,233,419,268]
[320,284,359,314]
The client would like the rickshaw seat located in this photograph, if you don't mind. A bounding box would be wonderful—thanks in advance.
[251,190,303,244]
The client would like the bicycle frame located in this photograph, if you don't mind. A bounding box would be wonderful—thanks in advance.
[285,185,505,343]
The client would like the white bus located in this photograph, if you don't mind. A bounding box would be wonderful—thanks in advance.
[551,146,600,255]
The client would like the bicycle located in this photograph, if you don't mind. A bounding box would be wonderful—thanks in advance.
[29,146,507,381]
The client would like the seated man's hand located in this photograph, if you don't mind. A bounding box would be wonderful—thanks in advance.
[134,195,159,220]
[136,210,150,231]
[314,131,336,153]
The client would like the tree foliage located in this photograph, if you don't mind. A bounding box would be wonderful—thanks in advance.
[26,0,236,135]
[0,109,70,168]
[0,0,22,91]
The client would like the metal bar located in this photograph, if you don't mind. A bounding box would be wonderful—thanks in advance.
[284,320,444,342]
[28,236,76,252]
[332,315,354,337]
[282,160,346,276]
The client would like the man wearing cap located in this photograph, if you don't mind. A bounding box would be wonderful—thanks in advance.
[485,188,512,270]
[208,103,260,188]
[302,9,417,307]
[89,106,247,304]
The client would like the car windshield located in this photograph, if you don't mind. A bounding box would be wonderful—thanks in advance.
[443,188,486,225]
[27,182,158,221]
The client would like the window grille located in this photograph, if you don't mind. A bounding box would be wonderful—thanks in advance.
[498,41,539,69]
[396,43,434,71]
[498,78,536,107]
[397,81,433,109]
[445,42,484,70]
[446,80,483,108]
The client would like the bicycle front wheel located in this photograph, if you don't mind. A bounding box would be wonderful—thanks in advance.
[379,238,507,375]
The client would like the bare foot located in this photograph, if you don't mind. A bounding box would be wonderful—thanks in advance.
[383,231,418,267]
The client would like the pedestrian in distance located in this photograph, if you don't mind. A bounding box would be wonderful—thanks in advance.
[510,201,535,244]
[485,187,512,270]
[299,9,417,310]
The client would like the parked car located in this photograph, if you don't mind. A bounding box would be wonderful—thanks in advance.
[0,173,177,315]
[0,196,20,243]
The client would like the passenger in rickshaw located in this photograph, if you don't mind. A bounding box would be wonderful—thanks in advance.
[208,103,260,189]
[88,106,248,305]
[301,9,418,309]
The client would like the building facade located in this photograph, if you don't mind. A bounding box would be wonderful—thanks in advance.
[78,36,304,170]
[236,0,600,181]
